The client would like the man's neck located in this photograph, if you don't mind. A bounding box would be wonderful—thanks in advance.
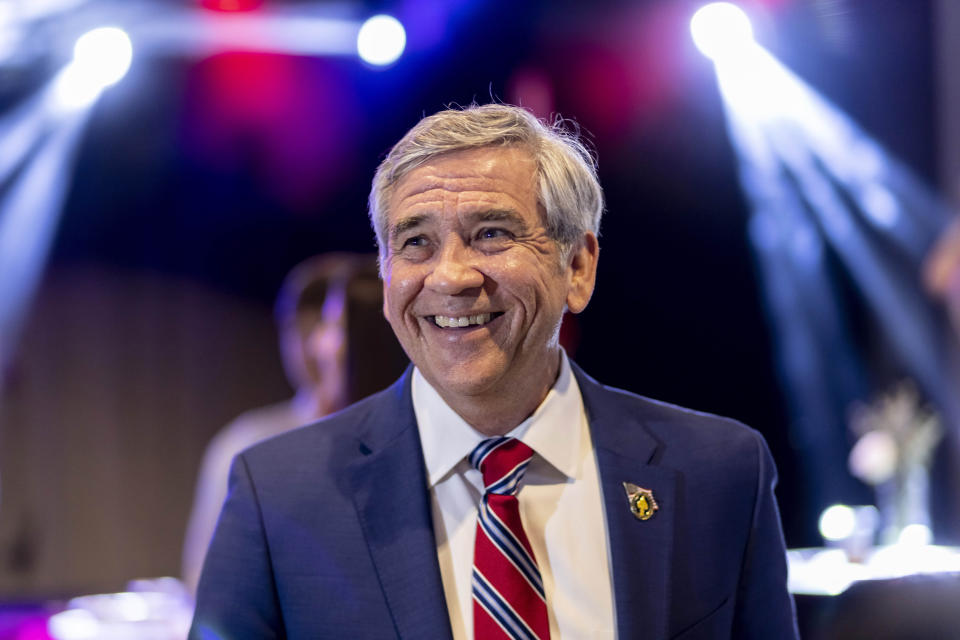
[433,351,563,436]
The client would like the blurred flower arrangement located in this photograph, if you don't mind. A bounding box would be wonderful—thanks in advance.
[848,381,943,544]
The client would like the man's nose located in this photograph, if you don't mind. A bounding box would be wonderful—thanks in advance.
[424,236,484,294]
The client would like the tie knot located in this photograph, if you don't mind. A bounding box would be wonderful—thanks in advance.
[469,437,534,495]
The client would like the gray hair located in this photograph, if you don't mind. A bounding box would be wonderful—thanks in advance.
[368,103,604,260]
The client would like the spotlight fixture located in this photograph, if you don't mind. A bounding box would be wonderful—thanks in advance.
[356,15,406,66]
[690,2,754,61]
[72,27,133,89]
[52,26,132,111]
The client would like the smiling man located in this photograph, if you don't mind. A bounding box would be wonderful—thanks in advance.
[381,144,597,435]
[191,104,798,639]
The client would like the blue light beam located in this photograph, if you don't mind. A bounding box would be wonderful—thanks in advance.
[0,109,92,373]
[698,16,960,518]
[715,46,950,263]
[0,26,132,374]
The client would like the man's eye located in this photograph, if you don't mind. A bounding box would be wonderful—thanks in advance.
[402,235,426,248]
[478,228,510,240]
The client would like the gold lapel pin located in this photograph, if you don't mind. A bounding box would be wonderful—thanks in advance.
[623,482,659,521]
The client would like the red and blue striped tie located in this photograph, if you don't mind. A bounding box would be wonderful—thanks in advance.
[470,437,550,640]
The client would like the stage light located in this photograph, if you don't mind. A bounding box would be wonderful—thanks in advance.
[72,27,133,88]
[202,0,260,10]
[51,27,132,111]
[356,15,405,66]
[690,2,754,61]
[819,504,856,541]
[897,523,932,546]
[706,10,960,523]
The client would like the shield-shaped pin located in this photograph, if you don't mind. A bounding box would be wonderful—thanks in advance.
[622,482,659,521]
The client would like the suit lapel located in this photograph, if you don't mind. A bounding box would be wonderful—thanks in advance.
[574,364,677,640]
[347,370,454,640]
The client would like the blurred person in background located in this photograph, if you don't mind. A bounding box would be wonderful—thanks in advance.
[925,218,960,336]
[181,252,407,593]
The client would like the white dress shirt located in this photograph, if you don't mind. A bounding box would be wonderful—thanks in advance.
[413,352,617,640]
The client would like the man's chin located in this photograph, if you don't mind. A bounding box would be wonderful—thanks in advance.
[418,361,506,400]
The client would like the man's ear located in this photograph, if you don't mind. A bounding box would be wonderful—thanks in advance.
[566,232,599,314]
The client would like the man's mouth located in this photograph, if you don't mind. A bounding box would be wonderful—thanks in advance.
[429,312,504,328]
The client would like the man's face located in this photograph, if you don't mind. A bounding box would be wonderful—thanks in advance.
[381,146,597,408]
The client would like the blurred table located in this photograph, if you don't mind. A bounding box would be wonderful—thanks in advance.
[788,544,960,595]
[0,578,192,640]
[788,545,960,639]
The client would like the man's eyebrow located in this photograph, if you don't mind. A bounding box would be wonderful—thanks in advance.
[390,214,428,240]
[469,209,526,225]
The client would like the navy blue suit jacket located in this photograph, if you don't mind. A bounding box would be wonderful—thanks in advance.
[191,364,798,639]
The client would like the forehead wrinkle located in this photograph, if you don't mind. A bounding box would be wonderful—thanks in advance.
[392,168,532,203]
[392,185,531,220]
[387,149,541,236]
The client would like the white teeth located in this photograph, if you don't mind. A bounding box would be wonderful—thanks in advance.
[433,313,493,328]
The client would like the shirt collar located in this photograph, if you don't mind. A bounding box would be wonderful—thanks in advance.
[414,351,584,488]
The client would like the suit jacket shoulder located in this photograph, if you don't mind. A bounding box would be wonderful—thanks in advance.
[191,368,454,639]
[574,362,769,472]
[572,363,797,639]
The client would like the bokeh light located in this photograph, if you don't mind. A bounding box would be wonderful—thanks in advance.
[72,27,133,89]
[819,504,856,541]
[690,2,754,61]
[357,15,406,66]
